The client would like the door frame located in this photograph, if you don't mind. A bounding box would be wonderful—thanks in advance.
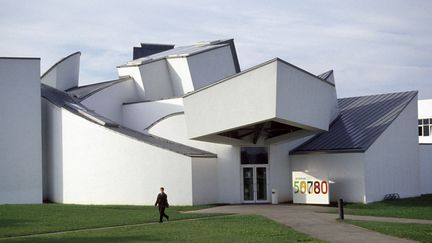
[240,164,270,203]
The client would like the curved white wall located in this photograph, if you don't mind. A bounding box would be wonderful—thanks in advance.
[81,79,141,124]
[42,101,204,205]
[122,98,184,131]
[41,52,80,91]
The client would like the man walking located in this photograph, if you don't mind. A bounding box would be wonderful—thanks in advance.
[155,187,169,223]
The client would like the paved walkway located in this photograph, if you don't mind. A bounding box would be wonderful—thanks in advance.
[190,204,419,243]
[320,212,432,224]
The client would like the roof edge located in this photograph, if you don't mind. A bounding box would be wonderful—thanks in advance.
[145,112,185,131]
[68,76,132,101]
[41,51,81,79]
[183,57,335,98]
[290,148,366,155]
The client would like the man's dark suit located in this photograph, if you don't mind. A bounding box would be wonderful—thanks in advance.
[155,192,169,222]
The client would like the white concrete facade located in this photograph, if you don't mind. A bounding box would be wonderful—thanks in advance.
[0,58,42,204]
[364,97,420,202]
[1,39,429,205]
[42,100,217,205]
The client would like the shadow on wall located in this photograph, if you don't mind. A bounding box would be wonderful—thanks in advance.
[42,100,64,203]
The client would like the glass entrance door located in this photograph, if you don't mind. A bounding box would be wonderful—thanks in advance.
[242,165,269,203]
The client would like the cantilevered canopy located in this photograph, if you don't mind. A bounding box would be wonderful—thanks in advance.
[183,58,339,145]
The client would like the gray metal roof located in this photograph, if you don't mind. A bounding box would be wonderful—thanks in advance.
[42,84,216,158]
[121,43,228,67]
[317,70,333,80]
[291,91,418,154]
[66,76,131,101]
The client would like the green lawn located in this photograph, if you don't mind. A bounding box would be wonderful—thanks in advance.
[0,204,324,242]
[3,215,323,243]
[347,220,432,243]
[0,204,218,237]
[342,194,432,219]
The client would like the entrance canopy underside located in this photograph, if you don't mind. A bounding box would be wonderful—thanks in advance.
[183,58,339,145]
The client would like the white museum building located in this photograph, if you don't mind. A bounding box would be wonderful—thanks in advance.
[1,39,431,205]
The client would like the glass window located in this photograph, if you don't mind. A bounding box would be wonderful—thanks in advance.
[419,119,423,125]
[241,147,268,164]
[424,126,430,136]
[419,126,423,136]
[424,119,430,125]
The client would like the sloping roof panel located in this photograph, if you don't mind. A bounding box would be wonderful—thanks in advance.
[66,76,131,100]
[42,84,216,158]
[124,43,228,66]
[291,91,417,154]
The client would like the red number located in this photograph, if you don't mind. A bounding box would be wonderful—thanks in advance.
[321,181,328,194]
[314,181,320,194]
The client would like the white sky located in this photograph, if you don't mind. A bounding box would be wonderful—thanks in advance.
[1,0,431,98]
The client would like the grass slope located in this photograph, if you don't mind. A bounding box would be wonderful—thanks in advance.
[344,194,432,220]
[347,220,432,243]
[0,204,218,237]
[3,215,324,243]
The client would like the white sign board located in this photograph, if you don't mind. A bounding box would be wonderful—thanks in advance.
[292,171,329,205]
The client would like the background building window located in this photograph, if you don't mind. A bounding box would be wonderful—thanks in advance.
[419,118,432,137]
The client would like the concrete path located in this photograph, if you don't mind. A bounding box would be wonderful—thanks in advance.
[190,204,418,243]
[320,212,432,224]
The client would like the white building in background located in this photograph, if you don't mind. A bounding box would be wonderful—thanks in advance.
[1,39,431,205]
[418,99,432,195]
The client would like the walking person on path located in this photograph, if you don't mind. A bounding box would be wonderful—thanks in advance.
[155,187,169,223]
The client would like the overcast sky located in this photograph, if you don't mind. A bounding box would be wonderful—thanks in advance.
[1,0,431,98]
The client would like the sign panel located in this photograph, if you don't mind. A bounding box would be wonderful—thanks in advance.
[292,171,329,205]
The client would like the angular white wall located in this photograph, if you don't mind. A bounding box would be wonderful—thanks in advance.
[0,58,42,204]
[187,45,236,90]
[183,59,338,145]
[364,97,420,202]
[291,153,366,203]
